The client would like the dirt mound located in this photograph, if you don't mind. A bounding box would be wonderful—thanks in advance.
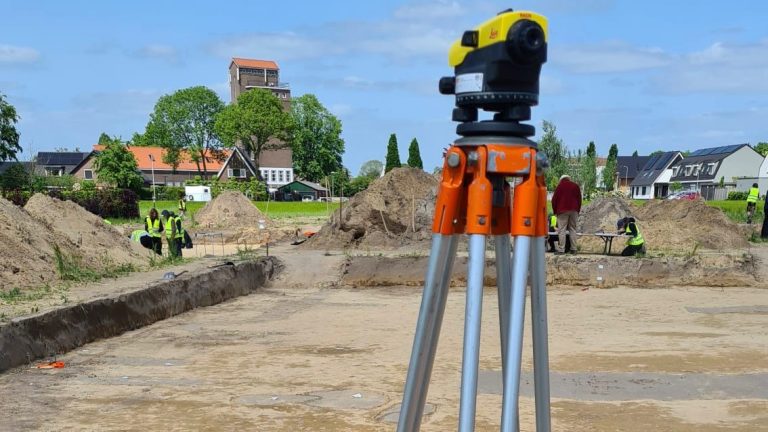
[193,191,270,243]
[0,195,147,292]
[634,199,749,251]
[306,167,438,249]
[579,197,635,234]
[24,194,148,264]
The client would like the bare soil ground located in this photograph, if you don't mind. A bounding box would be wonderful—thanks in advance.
[1,245,766,431]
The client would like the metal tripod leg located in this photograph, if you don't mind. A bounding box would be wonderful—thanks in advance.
[459,234,487,432]
[501,235,531,432]
[398,234,459,432]
[494,235,513,378]
[530,237,551,431]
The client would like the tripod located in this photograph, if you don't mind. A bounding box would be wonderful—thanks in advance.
[397,135,551,432]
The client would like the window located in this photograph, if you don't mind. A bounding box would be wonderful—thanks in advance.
[672,167,679,176]
[641,186,647,195]
[278,170,284,182]
[270,170,276,182]
[685,166,693,176]
[228,168,246,178]
[83,169,93,180]
[287,170,292,182]
[709,163,717,175]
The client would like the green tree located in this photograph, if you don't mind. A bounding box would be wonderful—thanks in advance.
[538,120,567,189]
[97,132,111,145]
[603,143,619,191]
[407,138,424,169]
[290,94,345,183]
[670,181,683,192]
[128,132,151,146]
[385,134,401,172]
[0,93,21,161]
[754,142,768,157]
[348,175,374,196]
[144,86,225,177]
[0,162,30,191]
[215,88,292,173]
[359,160,384,178]
[632,150,639,157]
[579,141,598,199]
[649,150,664,157]
[93,136,144,190]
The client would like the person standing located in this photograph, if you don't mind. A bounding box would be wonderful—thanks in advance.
[172,211,185,257]
[761,190,768,239]
[178,193,187,219]
[144,208,163,255]
[551,174,581,254]
[161,210,178,258]
[617,217,646,256]
[746,183,759,224]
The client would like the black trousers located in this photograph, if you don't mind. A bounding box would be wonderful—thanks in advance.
[548,234,571,252]
[621,244,644,256]
[151,237,162,256]
[761,215,768,239]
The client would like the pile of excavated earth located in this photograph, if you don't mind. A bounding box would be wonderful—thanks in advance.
[579,196,749,252]
[305,167,439,249]
[0,194,148,292]
[194,191,271,243]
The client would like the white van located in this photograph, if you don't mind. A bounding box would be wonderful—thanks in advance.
[185,185,212,202]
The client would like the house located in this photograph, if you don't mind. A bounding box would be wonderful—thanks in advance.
[615,155,651,193]
[735,154,768,193]
[216,147,259,181]
[629,151,684,199]
[35,152,90,176]
[668,144,763,200]
[71,146,242,186]
[229,58,291,109]
[258,148,295,192]
[276,180,328,201]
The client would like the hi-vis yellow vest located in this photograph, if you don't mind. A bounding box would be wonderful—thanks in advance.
[747,187,759,203]
[145,217,161,238]
[626,223,644,246]
[549,215,557,230]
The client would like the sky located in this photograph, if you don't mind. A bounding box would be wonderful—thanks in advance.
[2,0,768,174]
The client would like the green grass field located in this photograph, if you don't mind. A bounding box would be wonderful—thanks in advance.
[706,200,764,223]
[111,200,340,225]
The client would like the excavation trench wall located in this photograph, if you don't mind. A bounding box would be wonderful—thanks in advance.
[342,253,761,289]
[0,257,279,373]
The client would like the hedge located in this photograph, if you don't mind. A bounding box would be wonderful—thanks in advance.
[3,188,140,219]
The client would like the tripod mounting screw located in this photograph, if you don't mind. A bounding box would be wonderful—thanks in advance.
[447,152,461,168]
[478,216,487,225]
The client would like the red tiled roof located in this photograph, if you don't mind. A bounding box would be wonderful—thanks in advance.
[93,145,230,171]
[231,58,279,70]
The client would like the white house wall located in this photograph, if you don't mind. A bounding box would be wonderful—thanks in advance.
[631,185,654,200]
[657,168,673,183]
[758,155,768,178]
[716,146,762,185]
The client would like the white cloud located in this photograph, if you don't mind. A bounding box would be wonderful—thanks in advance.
[209,31,342,61]
[0,44,40,64]
[134,44,180,64]
[552,41,670,73]
[393,0,465,20]
[654,40,768,94]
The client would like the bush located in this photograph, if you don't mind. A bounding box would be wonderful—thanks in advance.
[211,178,267,200]
[62,188,140,219]
[727,191,749,201]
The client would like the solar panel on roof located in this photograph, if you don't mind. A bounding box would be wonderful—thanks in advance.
[690,149,705,156]
[653,153,673,170]
[642,155,660,170]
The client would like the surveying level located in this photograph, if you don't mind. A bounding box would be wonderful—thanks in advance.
[398,9,551,432]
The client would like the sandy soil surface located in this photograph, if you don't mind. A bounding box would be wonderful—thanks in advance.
[1,246,766,431]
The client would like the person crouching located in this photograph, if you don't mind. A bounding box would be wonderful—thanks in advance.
[617,217,646,256]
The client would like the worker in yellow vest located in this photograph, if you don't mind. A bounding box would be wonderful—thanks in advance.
[144,208,164,255]
[178,193,187,219]
[172,211,185,257]
[161,210,179,258]
[617,217,646,256]
[547,213,571,253]
[746,182,760,224]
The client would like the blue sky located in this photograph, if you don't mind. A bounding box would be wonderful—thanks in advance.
[2,0,768,174]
